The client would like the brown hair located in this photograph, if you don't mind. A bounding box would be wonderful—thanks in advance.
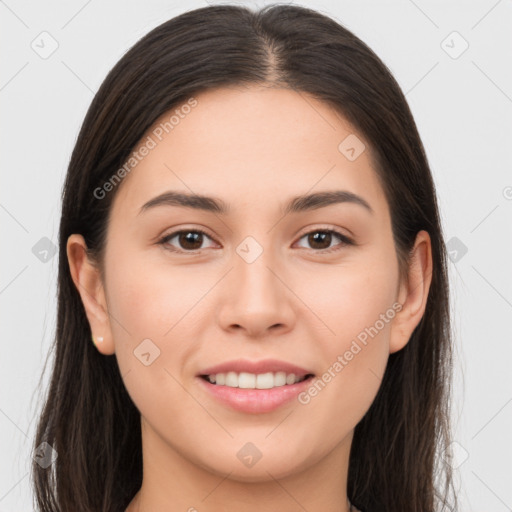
[31,4,457,511]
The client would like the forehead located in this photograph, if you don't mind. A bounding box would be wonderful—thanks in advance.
[110,85,388,221]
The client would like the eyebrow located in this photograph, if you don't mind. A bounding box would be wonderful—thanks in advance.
[138,190,374,216]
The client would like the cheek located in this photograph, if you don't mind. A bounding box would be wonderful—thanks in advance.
[104,256,210,425]
[104,250,215,393]
[106,247,213,340]
[303,254,397,422]
[308,248,398,342]
[297,310,392,444]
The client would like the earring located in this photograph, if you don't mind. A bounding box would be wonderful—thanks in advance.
[92,334,104,345]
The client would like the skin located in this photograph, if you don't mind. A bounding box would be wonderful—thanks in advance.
[67,84,432,512]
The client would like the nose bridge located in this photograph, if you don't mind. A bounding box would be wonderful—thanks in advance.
[235,234,282,307]
[218,233,294,335]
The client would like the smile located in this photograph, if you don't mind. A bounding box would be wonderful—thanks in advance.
[200,371,313,389]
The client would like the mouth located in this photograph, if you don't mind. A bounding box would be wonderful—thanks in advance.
[199,371,315,390]
[197,358,316,390]
[196,363,316,414]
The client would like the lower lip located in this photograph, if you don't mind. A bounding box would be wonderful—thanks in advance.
[196,376,314,414]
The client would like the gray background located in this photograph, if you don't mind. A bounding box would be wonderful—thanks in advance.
[1,0,511,510]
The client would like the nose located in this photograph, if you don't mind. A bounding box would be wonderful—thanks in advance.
[216,245,296,338]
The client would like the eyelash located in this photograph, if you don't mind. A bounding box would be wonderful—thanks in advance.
[157,227,354,254]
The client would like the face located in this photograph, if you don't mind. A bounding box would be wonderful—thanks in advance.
[69,84,431,483]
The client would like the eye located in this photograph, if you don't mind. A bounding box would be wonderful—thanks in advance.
[295,228,354,252]
[157,228,217,253]
[157,227,354,254]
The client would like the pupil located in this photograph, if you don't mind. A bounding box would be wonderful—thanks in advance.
[309,232,331,249]
[180,231,202,250]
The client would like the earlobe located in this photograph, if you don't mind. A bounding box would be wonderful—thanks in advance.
[389,230,433,354]
[66,234,115,355]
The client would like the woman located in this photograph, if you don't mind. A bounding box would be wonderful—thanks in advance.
[31,4,457,511]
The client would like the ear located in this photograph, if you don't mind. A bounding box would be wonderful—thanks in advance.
[66,234,115,355]
[389,230,433,354]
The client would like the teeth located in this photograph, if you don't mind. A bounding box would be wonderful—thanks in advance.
[206,371,308,389]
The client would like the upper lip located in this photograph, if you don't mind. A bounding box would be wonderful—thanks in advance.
[198,359,314,378]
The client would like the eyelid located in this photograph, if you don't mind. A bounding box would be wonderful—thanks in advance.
[294,224,354,242]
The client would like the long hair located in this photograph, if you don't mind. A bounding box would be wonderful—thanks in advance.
[31,4,457,511]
